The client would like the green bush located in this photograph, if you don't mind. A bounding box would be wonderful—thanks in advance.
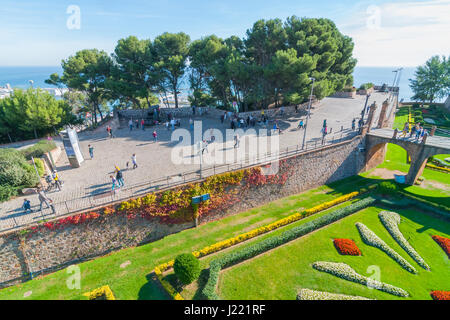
[0,149,39,201]
[0,184,18,202]
[378,181,399,194]
[34,158,45,176]
[202,197,377,300]
[359,83,374,90]
[173,253,201,285]
[413,110,422,117]
[21,140,57,160]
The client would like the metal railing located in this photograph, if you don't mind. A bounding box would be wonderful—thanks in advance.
[1,129,360,233]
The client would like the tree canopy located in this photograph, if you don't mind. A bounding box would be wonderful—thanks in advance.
[409,55,450,104]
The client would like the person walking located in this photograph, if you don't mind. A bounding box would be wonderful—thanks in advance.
[110,175,117,193]
[153,130,158,142]
[109,127,115,138]
[415,126,423,141]
[52,170,62,191]
[189,118,194,131]
[115,166,124,188]
[106,126,111,138]
[37,187,56,214]
[351,119,356,131]
[131,154,138,169]
[129,119,133,131]
[298,119,304,129]
[88,144,94,159]
[234,134,240,149]
[141,119,145,131]
[22,198,33,214]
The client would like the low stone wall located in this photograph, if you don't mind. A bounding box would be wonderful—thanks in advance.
[0,136,366,288]
[332,91,357,98]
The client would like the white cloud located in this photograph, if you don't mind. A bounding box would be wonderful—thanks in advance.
[342,0,450,67]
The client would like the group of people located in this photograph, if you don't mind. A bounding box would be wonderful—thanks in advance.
[128,119,146,131]
[22,186,56,215]
[396,122,429,142]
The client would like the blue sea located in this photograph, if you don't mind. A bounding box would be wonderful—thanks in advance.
[0,66,421,101]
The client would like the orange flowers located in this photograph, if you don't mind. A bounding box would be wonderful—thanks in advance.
[333,238,362,256]
[432,235,450,258]
[430,290,450,300]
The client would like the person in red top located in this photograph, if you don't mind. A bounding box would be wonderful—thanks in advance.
[141,119,145,131]
[152,130,157,142]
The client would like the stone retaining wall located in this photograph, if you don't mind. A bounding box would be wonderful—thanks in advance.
[0,136,366,288]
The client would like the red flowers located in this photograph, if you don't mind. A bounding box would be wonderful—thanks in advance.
[430,291,450,300]
[432,235,450,258]
[333,238,362,256]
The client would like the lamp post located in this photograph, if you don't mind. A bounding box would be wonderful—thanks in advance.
[361,93,371,121]
[302,77,315,150]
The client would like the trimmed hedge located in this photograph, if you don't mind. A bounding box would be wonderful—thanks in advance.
[398,192,450,219]
[378,181,399,194]
[202,196,377,300]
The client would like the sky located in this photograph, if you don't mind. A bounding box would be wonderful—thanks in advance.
[0,0,449,67]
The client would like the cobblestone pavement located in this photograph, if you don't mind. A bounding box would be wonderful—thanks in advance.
[0,92,390,231]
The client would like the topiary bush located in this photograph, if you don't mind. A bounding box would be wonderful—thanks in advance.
[378,181,399,194]
[173,253,201,285]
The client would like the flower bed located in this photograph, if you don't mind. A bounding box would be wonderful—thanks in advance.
[379,211,430,270]
[297,288,371,300]
[432,235,450,258]
[312,261,409,297]
[155,190,371,300]
[201,197,377,300]
[430,290,450,300]
[356,222,417,274]
[83,285,116,300]
[333,238,361,256]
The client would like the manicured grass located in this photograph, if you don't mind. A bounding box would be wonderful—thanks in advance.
[0,177,373,300]
[217,206,450,300]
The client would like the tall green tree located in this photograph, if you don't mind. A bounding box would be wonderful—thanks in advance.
[0,88,68,139]
[153,32,190,108]
[61,49,113,124]
[409,55,450,104]
[110,36,158,110]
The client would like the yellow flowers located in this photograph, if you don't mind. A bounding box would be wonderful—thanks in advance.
[154,189,366,299]
[426,163,450,173]
[83,285,116,300]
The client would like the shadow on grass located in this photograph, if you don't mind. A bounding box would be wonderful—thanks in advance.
[137,273,171,300]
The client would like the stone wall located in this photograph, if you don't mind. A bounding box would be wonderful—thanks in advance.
[0,136,366,288]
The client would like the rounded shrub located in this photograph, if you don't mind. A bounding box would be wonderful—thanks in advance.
[378,181,399,194]
[173,253,201,285]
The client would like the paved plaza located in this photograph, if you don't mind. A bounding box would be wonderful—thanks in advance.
[0,92,390,231]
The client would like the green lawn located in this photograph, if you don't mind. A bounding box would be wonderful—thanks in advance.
[0,176,375,300]
[217,205,450,300]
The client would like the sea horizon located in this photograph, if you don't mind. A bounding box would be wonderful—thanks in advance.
[0,65,437,102]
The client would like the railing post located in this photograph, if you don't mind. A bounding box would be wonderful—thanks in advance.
[64,201,70,214]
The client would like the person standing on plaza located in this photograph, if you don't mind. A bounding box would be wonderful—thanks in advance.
[141,119,145,131]
[400,122,409,138]
[352,119,356,131]
[88,144,94,159]
[298,119,304,129]
[37,187,56,214]
[153,130,158,142]
[189,117,194,130]
[22,198,33,214]
[131,154,138,169]
[115,166,124,188]
[106,125,111,138]
[129,119,133,131]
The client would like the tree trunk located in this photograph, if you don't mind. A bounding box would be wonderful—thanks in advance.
[173,84,179,109]
[7,132,12,143]
[33,128,38,139]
